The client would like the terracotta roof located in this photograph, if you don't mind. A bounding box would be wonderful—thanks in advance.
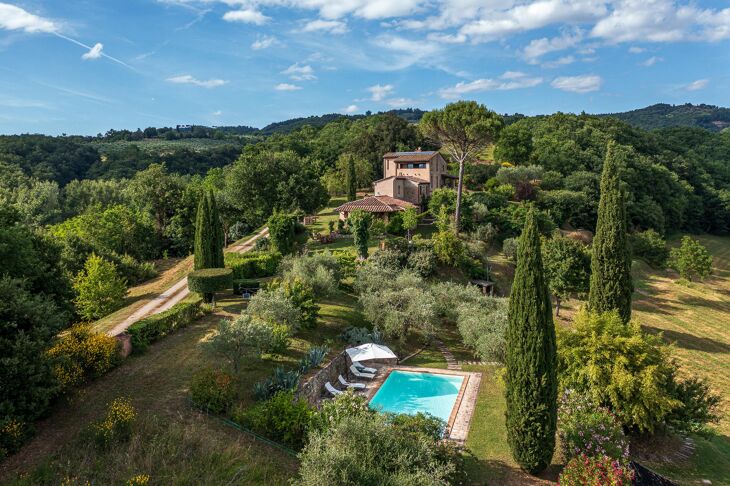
[334,195,416,213]
[374,175,430,184]
[383,151,438,162]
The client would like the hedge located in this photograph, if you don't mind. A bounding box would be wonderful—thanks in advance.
[127,299,204,352]
[188,268,234,293]
[233,279,261,294]
[225,251,282,280]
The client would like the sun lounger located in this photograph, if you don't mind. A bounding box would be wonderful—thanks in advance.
[350,364,375,379]
[338,374,366,389]
[325,382,342,396]
[353,362,377,374]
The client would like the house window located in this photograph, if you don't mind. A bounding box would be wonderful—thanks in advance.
[402,163,426,169]
[397,185,401,195]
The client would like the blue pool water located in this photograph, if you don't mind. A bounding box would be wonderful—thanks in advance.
[369,370,464,423]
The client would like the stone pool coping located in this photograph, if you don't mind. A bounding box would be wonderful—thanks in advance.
[363,365,481,444]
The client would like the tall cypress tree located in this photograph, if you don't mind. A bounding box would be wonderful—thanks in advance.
[505,207,557,474]
[588,142,633,322]
[207,191,225,268]
[194,193,213,270]
[346,154,357,201]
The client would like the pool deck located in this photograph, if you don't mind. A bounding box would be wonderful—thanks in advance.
[361,365,481,444]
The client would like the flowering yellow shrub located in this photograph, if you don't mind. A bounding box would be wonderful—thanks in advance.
[93,397,136,448]
[126,474,150,485]
[47,323,120,390]
[0,418,28,459]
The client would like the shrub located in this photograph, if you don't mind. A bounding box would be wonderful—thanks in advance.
[456,298,509,363]
[629,229,669,268]
[93,397,136,449]
[267,323,291,355]
[234,391,313,449]
[558,310,681,432]
[407,248,437,277]
[558,390,628,461]
[118,254,157,284]
[126,474,150,486]
[279,253,340,298]
[666,376,721,433]
[668,236,713,281]
[432,230,464,266]
[297,412,458,486]
[73,254,127,320]
[430,281,484,321]
[268,212,298,255]
[253,367,301,401]
[502,237,519,261]
[299,345,329,373]
[268,277,320,329]
[225,251,282,279]
[187,268,233,303]
[189,368,236,414]
[127,300,203,352]
[558,455,634,486]
[0,418,30,459]
[246,287,302,330]
[207,315,279,372]
[460,255,489,280]
[310,391,373,433]
[254,236,270,251]
[472,223,498,247]
[385,212,405,235]
[332,249,357,278]
[389,412,445,441]
[47,323,121,390]
[359,283,437,341]
[340,326,383,345]
[370,247,407,270]
[349,210,372,259]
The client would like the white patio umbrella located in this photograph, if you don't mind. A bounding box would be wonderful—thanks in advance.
[345,343,397,362]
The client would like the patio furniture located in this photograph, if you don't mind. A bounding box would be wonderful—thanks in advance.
[350,364,375,379]
[353,362,377,374]
[345,343,397,363]
[325,382,342,396]
[338,375,366,389]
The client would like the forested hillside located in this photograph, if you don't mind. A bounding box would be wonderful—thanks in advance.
[603,103,730,132]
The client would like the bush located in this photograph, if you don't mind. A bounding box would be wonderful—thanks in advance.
[668,236,713,281]
[225,251,282,279]
[279,253,340,298]
[93,397,136,449]
[73,254,127,320]
[298,345,329,373]
[187,268,233,302]
[297,412,459,486]
[456,298,509,363]
[246,287,302,330]
[385,212,405,235]
[558,455,634,486]
[332,249,357,278]
[253,367,301,401]
[389,412,445,441]
[127,300,203,352]
[558,390,628,461]
[268,212,299,255]
[0,418,31,459]
[666,376,721,433]
[630,229,669,268]
[432,230,464,267]
[460,255,489,279]
[118,254,157,284]
[189,368,236,414]
[268,277,320,329]
[47,323,121,390]
[340,326,383,346]
[234,391,313,449]
[502,237,519,261]
[310,391,373,433]
[407,248,437,277]
[558,310,680,432]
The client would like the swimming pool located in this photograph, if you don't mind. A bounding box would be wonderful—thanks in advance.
[369,370,465,423]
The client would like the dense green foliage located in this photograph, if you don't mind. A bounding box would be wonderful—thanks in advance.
[456,297,509,363]
[542,235,591,315]
[46,324,120,390]
[225,251,282,279]
[187,268,233,303]
[629,229,669,268]
[190,368,236,414]
[236,391,313,449]
[73,254,127,320]
[193,191,224,269]
[588,143,633,323]
[207,314,284,372]
[668,236,713,281]
[348,210,371,259]
[604,103,730,132]
[504,209,557,474]
[267,212,299,255]
[127,300,204,352]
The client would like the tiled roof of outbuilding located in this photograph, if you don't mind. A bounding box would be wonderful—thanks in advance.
[334,195,416,213]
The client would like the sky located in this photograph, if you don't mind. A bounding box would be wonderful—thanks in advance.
[0,0,729,135]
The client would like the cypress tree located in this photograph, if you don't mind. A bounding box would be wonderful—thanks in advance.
[504,207,557,474]
[346,154,357,201]
[194,193,213,270]
[588,142,633,322]
[207,191,225,268]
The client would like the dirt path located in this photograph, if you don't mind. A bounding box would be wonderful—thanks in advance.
[107,227,269,337]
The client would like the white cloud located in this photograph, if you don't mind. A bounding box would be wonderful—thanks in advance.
[275,83,302,91]
[212,110,223,116]
[223,8,269,25]
[385,97,417,107]
[343,104,359,113]
[167,74,228,88]
[628,46,646,53]
[81,42,103,60]
[301,19,347,34]
[551,74,602,93]
[542,55,576,68]
[523,29,583,62]
[640,55,662,66]
[684,79,709,91]
[282,63,316,81]
[0,2,57,33]
[439,71,543,99]
[251,35,279,50]
[367,83,394,101]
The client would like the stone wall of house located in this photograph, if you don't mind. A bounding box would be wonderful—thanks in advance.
[296,351,349,406]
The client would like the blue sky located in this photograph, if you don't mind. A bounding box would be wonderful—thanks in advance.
[1,0,729,135]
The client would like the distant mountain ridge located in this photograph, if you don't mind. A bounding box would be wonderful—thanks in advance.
[600,103,730,132]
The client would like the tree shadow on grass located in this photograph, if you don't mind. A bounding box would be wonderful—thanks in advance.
[462,456,559,485]
[642,325,730,354]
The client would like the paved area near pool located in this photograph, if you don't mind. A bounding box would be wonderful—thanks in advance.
[359,365,481,444]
